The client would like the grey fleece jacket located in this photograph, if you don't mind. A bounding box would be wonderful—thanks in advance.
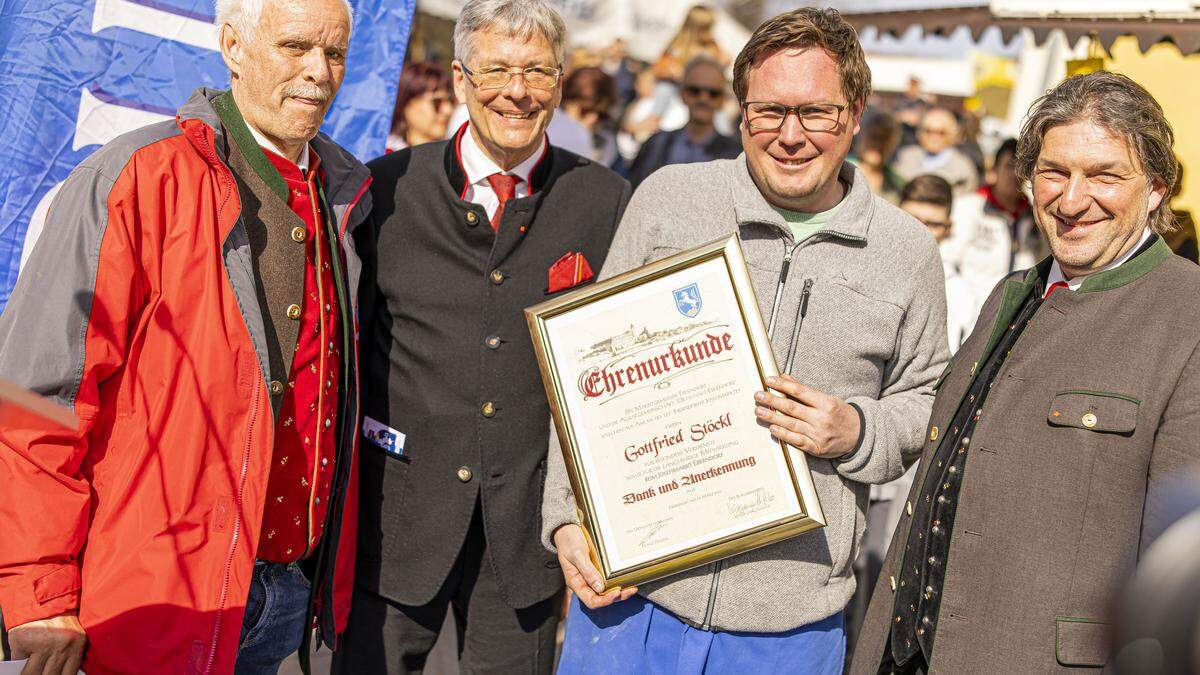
[540,156,950,633]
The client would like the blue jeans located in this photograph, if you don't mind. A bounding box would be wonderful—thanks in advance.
[234,561,311,675]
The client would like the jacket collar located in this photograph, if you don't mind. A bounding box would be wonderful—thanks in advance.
[1022,231,1170,294]
[178,88,371,228]
[443,122,554,198]
[212,90,291,203]
[731,155,874,243]
[970,231,1170,385]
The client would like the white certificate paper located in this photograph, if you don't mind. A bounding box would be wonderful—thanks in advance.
[531,237,824,583]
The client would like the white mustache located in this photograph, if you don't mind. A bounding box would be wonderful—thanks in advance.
[282,86,332,102]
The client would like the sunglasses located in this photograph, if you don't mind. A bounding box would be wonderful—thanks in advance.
[683,85,724,99]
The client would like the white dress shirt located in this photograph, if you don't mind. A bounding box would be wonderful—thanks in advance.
[1045,227,1153,295]
[246,121,310,173]
[459,124,547,222]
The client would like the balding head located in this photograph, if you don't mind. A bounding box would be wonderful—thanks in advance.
[215,0,354,42]
[917,106,959,154]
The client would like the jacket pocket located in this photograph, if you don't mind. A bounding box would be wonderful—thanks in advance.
[33,565,81,604]
[1047,390,1139,434]
[1056,616,1108,667]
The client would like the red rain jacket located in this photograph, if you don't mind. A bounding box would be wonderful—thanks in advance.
[0,88,371,674]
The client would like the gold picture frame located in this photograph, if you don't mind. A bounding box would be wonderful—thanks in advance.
[526,235,825,591]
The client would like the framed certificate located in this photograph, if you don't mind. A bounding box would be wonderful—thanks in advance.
[526,235,825,590]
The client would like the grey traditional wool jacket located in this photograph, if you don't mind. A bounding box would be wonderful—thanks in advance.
[851,237,1200,672]
[541,156,950,632]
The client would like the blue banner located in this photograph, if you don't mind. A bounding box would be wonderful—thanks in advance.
[0,0,414,310]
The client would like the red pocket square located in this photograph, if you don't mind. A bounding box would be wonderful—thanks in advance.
[548,252,595,293]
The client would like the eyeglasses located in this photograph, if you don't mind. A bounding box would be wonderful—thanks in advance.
[684,85,724,99]
[461,63,562,91]
[742,102,848,133]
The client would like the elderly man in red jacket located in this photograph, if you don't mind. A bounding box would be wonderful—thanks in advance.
[0,0,370,672]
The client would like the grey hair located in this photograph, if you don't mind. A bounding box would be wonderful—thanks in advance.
[214,0,355,41]
[453,0,567,67]
[1015,70,1178,233]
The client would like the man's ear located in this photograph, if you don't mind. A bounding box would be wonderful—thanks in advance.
[850,98,865,136]
[452,60,468,107]
[1147,178,1168,213]
[219,23,245,78]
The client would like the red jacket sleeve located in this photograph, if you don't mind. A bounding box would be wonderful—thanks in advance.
[0,159,142,629]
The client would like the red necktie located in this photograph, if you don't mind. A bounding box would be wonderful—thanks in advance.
[1044,280,1069,299]
[486,173,522,231]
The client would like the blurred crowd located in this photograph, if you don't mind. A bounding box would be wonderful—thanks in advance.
[384,6,1200,365]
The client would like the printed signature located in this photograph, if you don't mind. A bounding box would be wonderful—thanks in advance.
[727,487,776,519]
[637,519,671,548]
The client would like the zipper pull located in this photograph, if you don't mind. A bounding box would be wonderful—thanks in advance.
[783,278,814,375]
[799,279,813,318]
[766,248,795,340]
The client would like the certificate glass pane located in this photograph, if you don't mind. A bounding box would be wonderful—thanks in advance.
[542,256,803,573]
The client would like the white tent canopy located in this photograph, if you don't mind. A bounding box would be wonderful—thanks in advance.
[832,0,1200,53]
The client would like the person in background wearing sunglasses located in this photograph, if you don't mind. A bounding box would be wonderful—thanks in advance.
[626,55,742,188]
[544,8,948,673]
[893,106,980,195]
[332,1,630,672]
[386,61,456,153]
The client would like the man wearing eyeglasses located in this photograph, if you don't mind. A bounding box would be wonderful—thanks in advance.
[333,1,630,673]
[543,8,948,673]
[627,55,742,188]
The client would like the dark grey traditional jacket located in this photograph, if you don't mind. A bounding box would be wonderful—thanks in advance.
[354,130,631,609]
[852,236,1200,672]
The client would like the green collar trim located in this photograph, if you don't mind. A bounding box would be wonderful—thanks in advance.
[212,90,289,203]
[1078,235,1170,293]
[978,273,1037,366]
[1018,234,1168,294]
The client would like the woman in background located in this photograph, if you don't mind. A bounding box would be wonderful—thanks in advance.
[387,61,454,153]
[562,66,622,169]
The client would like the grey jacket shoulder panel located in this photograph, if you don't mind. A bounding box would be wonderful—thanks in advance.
[0,121,183,406]
[76,118,185,180]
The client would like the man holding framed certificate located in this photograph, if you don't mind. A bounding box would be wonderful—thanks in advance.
[541,8,950,672]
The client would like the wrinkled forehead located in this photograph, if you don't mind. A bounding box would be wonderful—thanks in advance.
[260,0,352,41]
[464,26,560,66]
[1037,119,1142,173]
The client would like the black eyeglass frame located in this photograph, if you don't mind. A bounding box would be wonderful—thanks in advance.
[460,62,564,91]
[741,101,850,133]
